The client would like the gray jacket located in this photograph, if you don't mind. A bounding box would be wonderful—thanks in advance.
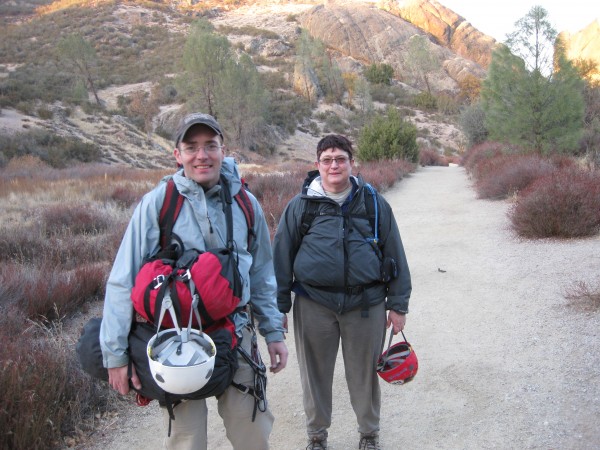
[273,171,411,315]
[100,157,285,369]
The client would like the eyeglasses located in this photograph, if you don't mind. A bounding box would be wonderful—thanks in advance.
[318,156,351,166]
[180,143,222,156]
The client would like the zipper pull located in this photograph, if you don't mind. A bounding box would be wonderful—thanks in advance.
[207,213,213,233]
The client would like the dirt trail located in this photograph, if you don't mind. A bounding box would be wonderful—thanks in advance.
[82,165,600,450]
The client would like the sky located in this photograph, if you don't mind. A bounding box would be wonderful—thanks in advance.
[439,1,600,42]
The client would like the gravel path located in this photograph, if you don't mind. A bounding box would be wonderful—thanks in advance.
[81,165,600,450]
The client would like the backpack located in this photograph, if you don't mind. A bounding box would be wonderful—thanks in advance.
[130,176,254,331]
[299,182,398,316]
[77,174,261,428]
[301,182,382,254]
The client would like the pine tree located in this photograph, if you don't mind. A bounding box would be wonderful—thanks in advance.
[481,6,584,154]
[178,20,231,117]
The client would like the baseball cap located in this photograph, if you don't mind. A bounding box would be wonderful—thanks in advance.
[174,113,223,146]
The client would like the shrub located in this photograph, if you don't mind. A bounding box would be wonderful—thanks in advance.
[0,129,101,167]
[412,92,437,110]
[509,166,600,238]
[419,147,449,167]
[41,204,111,235]
[364,63,394,85]
[0,315,111,450]
[243,170,308,238]
[474,154,555,199]
[369,84,411,106]
[268,91,312,134]
[436,93,460,115]
[358,107,418,163]
[37,106,54,119]
[459,102,488,147]
[356,160,415,190]
[460,141,506,173]
[0,261,107,321]
[110,186,144,208]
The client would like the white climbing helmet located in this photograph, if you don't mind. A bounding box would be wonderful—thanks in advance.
[147,327,216,395]
[146,289,216,395]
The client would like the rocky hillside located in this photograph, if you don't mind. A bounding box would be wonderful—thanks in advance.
[300,2,487,93]
[0,0,597,168]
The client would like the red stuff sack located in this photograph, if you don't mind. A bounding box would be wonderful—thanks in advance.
[131,248,243,329]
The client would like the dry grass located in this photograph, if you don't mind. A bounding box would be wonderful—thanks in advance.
[564,280,600,311]
[0,155,414,448]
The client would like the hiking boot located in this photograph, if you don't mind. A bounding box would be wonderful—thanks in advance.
[358,434,381,450]
[306,436,328,450]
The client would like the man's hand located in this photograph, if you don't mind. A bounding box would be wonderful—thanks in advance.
[108,364,142,395]
[267,341,288,374]
[387,310,406,335]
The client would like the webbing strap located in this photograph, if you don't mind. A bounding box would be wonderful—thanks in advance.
[234,178,256,249]
[159,179,184,250]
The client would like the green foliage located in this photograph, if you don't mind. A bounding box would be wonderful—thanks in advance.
[481,7,585,154]
[357,107,418,162]
[405,35,439,93]
[364,63,394,85]
[294,30,344,104]
[217,24,280,39]
[268,91,312,134]
[505,6,556,76]
[177,20,276,149]
[459,102,489,147]
[412,92,437,110]
[0,129,101,168]
[369,84,411,106]
[216,54,269,150]
[178,19,231,117]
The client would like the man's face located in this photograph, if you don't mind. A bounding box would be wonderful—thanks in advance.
[316,147,354,193]
[174,125,224,189]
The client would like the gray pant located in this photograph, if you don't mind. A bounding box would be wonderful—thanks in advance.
[293,296,386,439]
[162,326,274,450]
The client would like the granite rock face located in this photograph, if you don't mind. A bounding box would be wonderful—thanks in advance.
[558,19,600,81]
[299,3,486,93]
[388,0,498,68]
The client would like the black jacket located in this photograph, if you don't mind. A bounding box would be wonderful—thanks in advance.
[273,170,411,315]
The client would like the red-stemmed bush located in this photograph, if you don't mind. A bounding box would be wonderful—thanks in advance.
[0,318,111,450]
[509,166,600,238]
[356,159,415,191]
[419,148,449,167]
[41,204,111,236]
[474,154,555,199]
[1,261,108,322]
[460,141,507,173]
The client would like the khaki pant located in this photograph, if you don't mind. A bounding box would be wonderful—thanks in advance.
[293,296,386,440]
[162,326,274,450]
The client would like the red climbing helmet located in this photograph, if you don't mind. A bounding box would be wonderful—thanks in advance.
[377,331,418,385]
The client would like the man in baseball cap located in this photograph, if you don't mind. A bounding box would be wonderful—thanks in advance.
[101,110,288,448]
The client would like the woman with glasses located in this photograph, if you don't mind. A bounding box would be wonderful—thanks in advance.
[273,134,412,450]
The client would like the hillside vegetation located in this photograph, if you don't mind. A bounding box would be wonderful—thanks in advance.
[0,0,472,167]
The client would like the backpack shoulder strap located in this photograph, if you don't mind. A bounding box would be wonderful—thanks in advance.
[300,198,321,237]
[159,178,184,250]
[363,183,379,246]
[233,177,256,249]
